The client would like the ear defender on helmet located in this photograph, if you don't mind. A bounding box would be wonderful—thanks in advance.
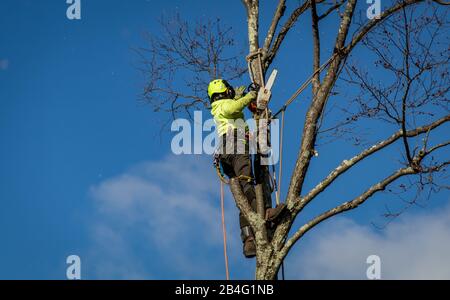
[223,80,236,99]
[207,79,235,102]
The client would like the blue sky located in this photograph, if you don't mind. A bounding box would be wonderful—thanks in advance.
[0,0,448,279]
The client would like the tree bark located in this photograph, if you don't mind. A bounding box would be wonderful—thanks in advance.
[238,0,449,280]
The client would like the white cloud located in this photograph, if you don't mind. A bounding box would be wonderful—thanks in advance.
[88,224,152,279]
[0,59,9,70]
[88,154,247,279]
[288,202,450,279]
[88,154,450,279]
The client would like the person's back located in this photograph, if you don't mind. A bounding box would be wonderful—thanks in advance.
[210,92,254,137]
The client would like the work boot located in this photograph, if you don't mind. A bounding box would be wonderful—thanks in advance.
[241,226,256,258]
[265,203,287,223]
[243,237,257,258]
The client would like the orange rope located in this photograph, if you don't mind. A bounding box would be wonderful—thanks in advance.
[220,181,230,280]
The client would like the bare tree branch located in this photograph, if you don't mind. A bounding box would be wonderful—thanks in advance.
[285,0,447,207]
[318,0,346,20]
[262,0,286,55]
[311,0,321,95]
[242,0,260,53]
[432,0,450,5]
[283,155,449,257]
[285,0,357,205]
[295,114,450,212]
[137,15,246,120]
[342,0,426,56]
[282,166,416,257]
[427,140,450,154]
[264,1,310,68]
[324,4,449,145]
[400,7,414,164]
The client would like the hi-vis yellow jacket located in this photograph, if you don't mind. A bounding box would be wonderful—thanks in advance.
[210,93,256,136]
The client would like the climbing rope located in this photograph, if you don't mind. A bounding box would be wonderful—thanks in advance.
[276,109,285,205]
[216,157,255,280]
[272,53,337,118]
[276,111,286,280]
[215,164,230,184]
[220,181,230,280]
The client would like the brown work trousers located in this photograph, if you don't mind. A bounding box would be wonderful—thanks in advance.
[220,153,256,229]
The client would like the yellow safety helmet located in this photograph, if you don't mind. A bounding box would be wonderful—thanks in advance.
[207,79,231,100]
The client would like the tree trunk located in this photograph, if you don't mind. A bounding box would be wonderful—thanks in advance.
[244,1,267,220]
[255,245,282,280]
[243,0,282,280]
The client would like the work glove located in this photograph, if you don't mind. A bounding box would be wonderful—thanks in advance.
[247,90,257,100]
[247,101,257,113]
[234,85,247,99]
[247,91,258,112]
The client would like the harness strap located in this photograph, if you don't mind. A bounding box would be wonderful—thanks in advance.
[214,154,255,185]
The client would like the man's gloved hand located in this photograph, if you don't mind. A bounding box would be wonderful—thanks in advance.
[247,101,257,113]
[247,90,257,99]
[234,85,247,99]
[246,91,257,113]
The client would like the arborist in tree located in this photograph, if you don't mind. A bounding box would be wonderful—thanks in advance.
[208,79,286,258]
